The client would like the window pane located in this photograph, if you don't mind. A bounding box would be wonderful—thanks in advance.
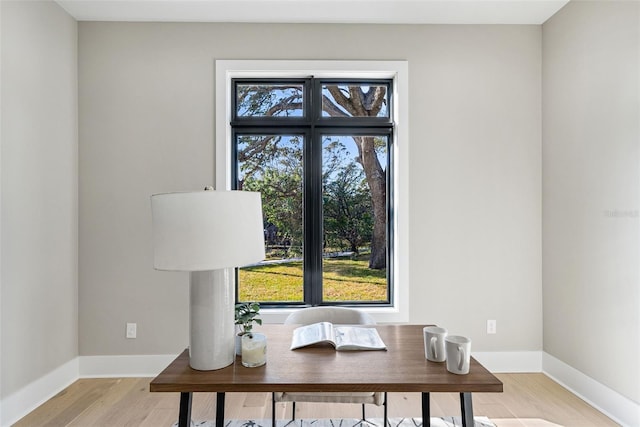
[236,83,304,117]
[322,83,389,118]
[321,135,388,302]
[236,134,304,302]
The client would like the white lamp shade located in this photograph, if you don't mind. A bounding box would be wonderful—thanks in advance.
[151,190,265,271]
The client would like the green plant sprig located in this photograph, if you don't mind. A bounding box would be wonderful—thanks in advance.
[234,302,262,335]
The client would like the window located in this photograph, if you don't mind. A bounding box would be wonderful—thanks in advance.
[232,78,392,306]
[216,61,408,321]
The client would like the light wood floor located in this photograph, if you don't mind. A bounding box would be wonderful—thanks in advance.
[14,374,619,427]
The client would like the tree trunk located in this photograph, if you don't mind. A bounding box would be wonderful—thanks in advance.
[355,136,386,270]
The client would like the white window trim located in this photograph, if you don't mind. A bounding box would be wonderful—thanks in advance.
[215,60,409,324]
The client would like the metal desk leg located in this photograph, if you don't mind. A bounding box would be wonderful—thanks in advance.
[216,392,226,427]
[460,392,473,427]
[272,393,276,427]
[421,392,430,427]
[179,392,192,427]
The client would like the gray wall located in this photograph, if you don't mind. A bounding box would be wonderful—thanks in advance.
[78,22,542,356]
[542,0,640,404]
[1,0,78,398]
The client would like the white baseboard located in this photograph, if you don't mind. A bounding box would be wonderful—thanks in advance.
[79,353,179,378]
[1,357,79,427]
[472,351,542,373]
[542,352,640,427]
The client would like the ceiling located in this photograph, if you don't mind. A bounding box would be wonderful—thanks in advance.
[55,0,570,25]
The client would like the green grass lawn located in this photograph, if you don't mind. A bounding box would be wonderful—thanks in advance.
[239,255,387,302]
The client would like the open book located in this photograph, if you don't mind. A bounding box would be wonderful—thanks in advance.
[290,321,387,351]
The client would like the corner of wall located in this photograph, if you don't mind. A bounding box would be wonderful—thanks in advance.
[0,358,79,426]
[543,353,639,427]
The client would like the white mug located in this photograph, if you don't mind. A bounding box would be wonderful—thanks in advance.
[445,335,471,375]
[423,326,447,362]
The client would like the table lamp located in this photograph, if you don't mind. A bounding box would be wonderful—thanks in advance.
[151,188,265,370]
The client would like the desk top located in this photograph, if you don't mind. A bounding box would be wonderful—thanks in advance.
[150,324,503,394]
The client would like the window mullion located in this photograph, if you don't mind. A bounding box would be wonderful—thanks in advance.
[311,79,322,305]
[306,78,323,306]
[305,127,323,305]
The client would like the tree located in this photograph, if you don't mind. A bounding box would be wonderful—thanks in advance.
[323,86,387,269]
[236,83,388,269]
[323,157,373,254]
[239,135,304,258]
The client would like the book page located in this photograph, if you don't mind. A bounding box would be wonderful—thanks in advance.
[290,322,336,350]
[333,326,387,350]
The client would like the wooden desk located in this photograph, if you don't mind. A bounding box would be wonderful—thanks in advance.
[150,324,503,427]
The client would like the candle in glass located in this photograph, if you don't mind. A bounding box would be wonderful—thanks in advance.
[241,333,266,367]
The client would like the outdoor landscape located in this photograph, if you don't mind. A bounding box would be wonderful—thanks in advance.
[239,254,387,302]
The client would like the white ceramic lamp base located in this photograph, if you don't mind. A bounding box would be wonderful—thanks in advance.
[189,269,235,371]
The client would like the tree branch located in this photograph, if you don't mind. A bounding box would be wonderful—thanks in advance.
[322,95,348,117]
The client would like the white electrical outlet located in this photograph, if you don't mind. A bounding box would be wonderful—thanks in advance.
[126,322,137,339]
[487,319,497,334]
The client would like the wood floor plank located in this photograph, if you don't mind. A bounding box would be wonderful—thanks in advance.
[13,379,120,427]
[64,378,146,426]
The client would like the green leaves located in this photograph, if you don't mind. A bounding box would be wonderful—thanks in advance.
[234,302,261,333]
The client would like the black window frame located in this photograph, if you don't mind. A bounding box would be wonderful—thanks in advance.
[231,77,394,308]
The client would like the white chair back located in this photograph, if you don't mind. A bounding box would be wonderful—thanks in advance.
[284,306,376,326]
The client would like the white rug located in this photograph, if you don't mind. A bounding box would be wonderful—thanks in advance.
[173,418,496,427]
